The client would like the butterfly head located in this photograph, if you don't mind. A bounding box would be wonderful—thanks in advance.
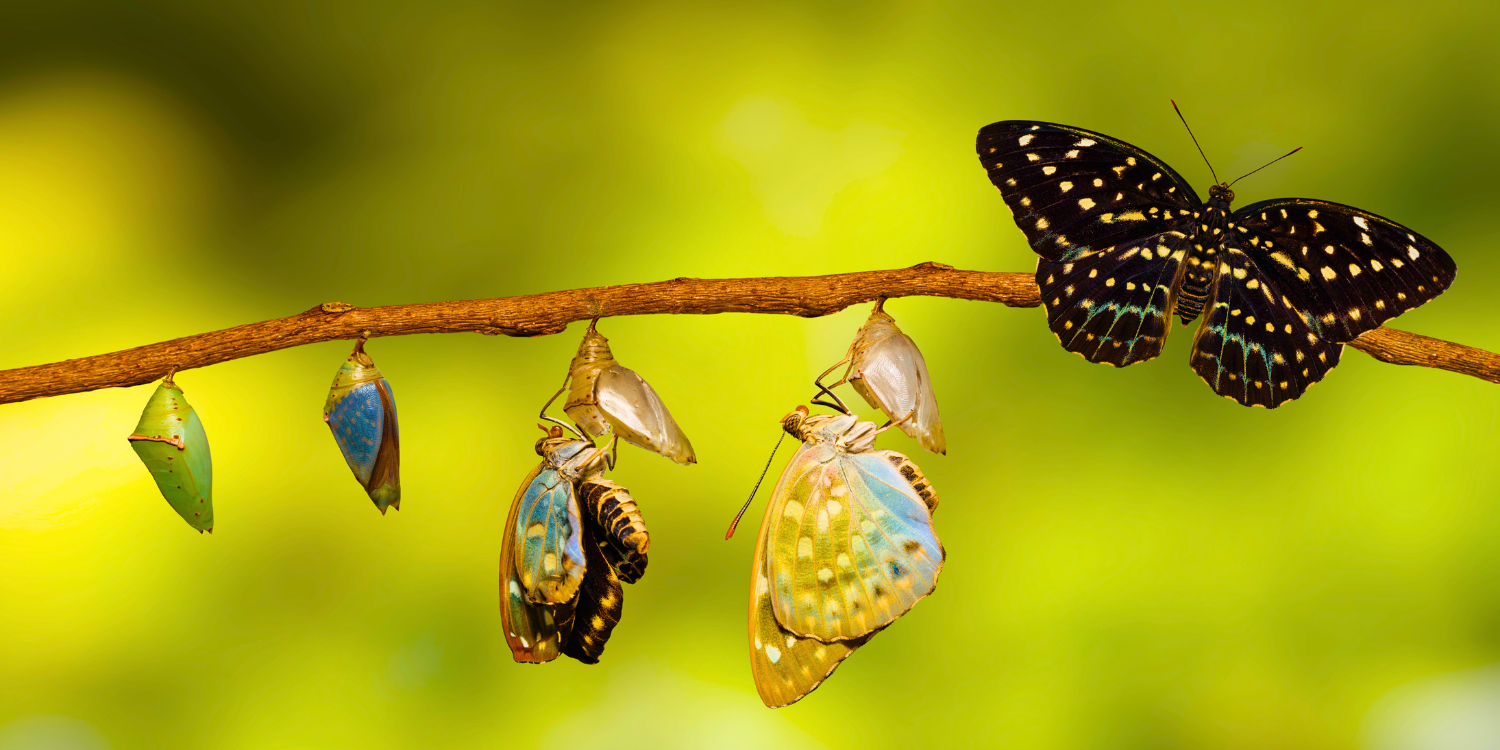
[534,425,577,457]
[1208,183,1235,206]
[781,405,812,441]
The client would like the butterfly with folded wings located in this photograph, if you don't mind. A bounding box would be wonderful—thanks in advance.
[977,116,1456,407]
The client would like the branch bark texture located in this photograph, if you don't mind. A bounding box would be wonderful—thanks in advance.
[1,262,1494,406]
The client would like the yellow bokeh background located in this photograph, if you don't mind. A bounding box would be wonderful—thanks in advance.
[3,2,1500,748]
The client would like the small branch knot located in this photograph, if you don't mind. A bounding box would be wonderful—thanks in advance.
[911,261,955,271]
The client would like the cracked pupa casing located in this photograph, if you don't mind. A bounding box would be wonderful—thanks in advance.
[128,376,214,532]
[847,305,946,455]
[324,340,401,513]
[562,323,695,465]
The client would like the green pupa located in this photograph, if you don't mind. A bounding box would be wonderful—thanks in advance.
[128,374,214,532]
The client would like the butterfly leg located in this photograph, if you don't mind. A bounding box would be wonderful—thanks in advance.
[810,358,852,414]
[874,407,916,435]
[538,375,588,440]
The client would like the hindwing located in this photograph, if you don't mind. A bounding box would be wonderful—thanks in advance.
[978,120,1200,262]
[749,510,870,708]
[1189,246,1344,407]
[765,443,943,642]
[1232,198,1456,342]
[560,518,625,664]
[1037,231,1191,366]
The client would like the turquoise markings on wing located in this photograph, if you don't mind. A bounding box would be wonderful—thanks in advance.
[501,462,573,663]
[129,381,214,532]
[768,442,942,642]
[515,465,586,605]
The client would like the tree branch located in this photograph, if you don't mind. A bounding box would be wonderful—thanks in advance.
[1,262,1494,406]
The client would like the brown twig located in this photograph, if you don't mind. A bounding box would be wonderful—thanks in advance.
[0,262,1494,405]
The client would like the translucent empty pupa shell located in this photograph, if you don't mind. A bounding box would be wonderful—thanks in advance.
[324,339,401,514]
[128,374,214,532]
[562,321,695,465]
[845,301,946,454]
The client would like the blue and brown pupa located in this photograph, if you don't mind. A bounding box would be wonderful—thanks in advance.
[560,320,695,465]
[128,374,214,532]
[833,300,945,454]
[324,339,401,513]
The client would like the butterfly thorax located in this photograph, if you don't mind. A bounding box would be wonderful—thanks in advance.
[536,436,606,483]
[781,409,876,454]
[1174,185,1236,326]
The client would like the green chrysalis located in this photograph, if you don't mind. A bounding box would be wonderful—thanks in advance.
[128,374,214,533]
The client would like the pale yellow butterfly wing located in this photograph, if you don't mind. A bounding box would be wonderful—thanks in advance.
[767,443,944,641]
[748,470,870,707]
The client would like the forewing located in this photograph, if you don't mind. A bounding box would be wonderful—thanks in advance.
[515,468,586,604]
[749,502,871,708]
[561,520,625,665]
[501,463,575,663]
[1189,245,1343,408]
[1037,231,1190,366]
[768,445,943,642]
[978,120,1201,262]
[1233,198,1456,342]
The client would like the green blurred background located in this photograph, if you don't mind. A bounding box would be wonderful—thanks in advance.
[2,1,1499,748]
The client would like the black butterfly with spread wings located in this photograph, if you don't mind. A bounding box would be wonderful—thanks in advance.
[977,119,1456,407]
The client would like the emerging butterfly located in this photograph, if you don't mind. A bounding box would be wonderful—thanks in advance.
[500,426,650,665]
[977,106,1457,407]
[727,381,944,707]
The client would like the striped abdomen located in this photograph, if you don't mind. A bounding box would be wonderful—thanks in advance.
[1175,243,1219,325]
[1175,278,1210,324]
[578,479,650,583]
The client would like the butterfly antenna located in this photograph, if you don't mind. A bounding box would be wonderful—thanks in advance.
[725,431,787,540]
[1171,99,1219,184]
[1228,146,1303,188]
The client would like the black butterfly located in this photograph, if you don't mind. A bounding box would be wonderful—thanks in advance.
[977,118,1456,407]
